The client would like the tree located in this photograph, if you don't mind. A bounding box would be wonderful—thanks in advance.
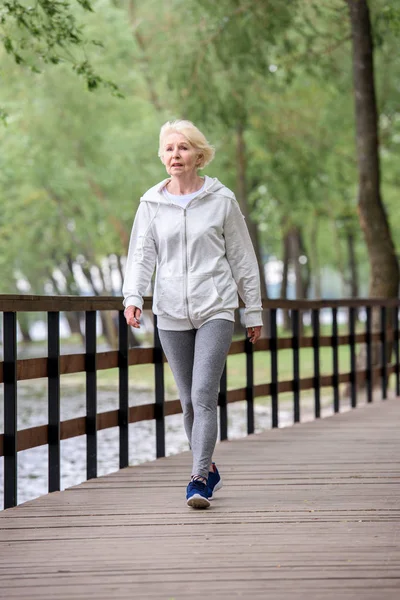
[346,0,399,299]
[0,0,120,120]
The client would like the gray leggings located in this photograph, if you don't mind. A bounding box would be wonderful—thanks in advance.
[158,319,234,479]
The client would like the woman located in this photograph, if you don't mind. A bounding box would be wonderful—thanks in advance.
[123,120,262,509]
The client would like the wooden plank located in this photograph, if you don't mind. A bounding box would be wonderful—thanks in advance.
[0,399,399,599]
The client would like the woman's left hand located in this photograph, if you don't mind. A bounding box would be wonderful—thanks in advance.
[247,326,262,344]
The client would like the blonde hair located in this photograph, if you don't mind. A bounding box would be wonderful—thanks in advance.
[158,120,215,169]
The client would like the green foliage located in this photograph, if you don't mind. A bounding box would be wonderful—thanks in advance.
[0,0,120,98]
[1,0,400,299]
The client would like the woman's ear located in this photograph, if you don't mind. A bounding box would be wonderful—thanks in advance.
[197,154,203,165]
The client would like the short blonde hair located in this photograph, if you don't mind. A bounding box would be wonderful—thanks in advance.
[158,120,215,169]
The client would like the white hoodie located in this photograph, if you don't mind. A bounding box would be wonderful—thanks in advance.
[123,176,263,331]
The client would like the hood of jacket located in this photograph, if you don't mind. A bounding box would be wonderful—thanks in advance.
[140,175,232,205]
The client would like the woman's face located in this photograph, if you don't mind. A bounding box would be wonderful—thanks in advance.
[161,132,200,177]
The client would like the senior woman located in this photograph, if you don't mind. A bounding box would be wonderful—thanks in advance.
[123,120,262,509]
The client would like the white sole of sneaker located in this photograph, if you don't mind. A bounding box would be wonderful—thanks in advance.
[208,478,223,500]
[187,494,210,509]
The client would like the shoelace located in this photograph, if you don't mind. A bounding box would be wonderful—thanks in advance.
[191,475,207,485]
[188,479,207,491]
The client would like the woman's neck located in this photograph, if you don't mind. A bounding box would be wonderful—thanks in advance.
[167,173,204,195]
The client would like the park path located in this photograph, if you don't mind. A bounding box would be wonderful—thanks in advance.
[0,398,399,600]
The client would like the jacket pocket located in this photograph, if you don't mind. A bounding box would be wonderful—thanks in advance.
[155,276,185,319]
[188,275,223,320]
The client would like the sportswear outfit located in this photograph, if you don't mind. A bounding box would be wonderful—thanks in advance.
[123,175,262,496]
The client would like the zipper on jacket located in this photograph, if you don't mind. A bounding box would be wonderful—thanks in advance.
[183,209,194,327]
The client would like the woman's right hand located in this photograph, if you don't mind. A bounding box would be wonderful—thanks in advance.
[124,306,142,328]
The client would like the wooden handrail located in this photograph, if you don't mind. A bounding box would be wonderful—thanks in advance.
[1,294,400,312]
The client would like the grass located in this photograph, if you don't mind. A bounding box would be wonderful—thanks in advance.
[22,326,367,410]
[90,343,359,411]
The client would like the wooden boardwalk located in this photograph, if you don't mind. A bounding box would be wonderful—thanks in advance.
[0,399,399,600]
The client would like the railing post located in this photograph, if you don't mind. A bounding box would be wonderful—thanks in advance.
[3,312,17,509]
[394,306,400,397]
[349,307,357,408]
[219,363,228,441]
[332,307,340,413]
[245,336,254,435]
[312,309,321,419]
[270,308,278,428]
[48,311,61,493]
[153,315,165,458]
[118,310,129,469]
[366,306,373,403]
[292,309,300,423]
[85,311,97,480]
[381,306,387,400]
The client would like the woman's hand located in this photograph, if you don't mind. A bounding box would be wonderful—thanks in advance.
[125,306,142,328]
[247,326,261,344]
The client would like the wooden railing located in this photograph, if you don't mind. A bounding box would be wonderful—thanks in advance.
[1,295,399,509]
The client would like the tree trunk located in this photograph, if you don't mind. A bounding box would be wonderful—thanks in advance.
[332,219,347,296]
[236,122,267,298]
[346,0,399,299]
[310,213,321,299]
[287,226,305,300]
[17,314,33,343]
[48,269,83,339]
[236,121,268,336]
[116,254,125,285]
[346,229,359,299]
[346,0,399,392]
[299,228,311,299]
[280,227,291,331]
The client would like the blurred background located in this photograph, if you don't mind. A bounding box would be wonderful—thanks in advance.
[1,0,399,329]
[1,0,399,502]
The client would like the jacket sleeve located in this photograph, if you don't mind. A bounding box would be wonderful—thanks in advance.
[224,198,263,328]
[122,202,157,311]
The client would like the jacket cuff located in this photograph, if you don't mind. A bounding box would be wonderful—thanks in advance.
[244,310,263,328]
[123,295,143,311]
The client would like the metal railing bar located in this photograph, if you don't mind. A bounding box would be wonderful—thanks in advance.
[366,307,373,403]
[332,307,340,413]
[153,316,165,459]
[381,306,387,400]
[85,311,97,480]
[219,363,228,441]
[270,309,278,428]
[245,336,254,435]
[292,309,300,424]
[48,312,60,493]
[312,309,321,419]
[3,312,17,509]
[394,307,400,397]
[118,311,129,469]
[349,307,357,409]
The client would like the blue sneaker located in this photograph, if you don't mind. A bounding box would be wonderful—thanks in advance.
[186,479,210,509]
[207,463,223,500]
